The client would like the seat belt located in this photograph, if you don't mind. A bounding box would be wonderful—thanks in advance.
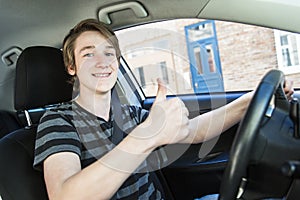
[111,86,124,145]
[110,86,125,200]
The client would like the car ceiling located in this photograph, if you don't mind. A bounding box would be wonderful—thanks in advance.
[0,0,300,111]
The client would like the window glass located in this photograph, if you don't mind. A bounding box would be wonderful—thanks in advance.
[193,47,203,74]
[116,19,300,97]
[274,30,300,74]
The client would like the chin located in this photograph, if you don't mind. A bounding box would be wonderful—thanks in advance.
[95,85,115,94]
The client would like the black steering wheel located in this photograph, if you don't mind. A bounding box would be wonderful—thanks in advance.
[218,69,288,200]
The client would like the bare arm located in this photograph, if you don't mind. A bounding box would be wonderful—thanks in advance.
[184,78,294,144]
[183,91,254,144]
[44,128,157,200]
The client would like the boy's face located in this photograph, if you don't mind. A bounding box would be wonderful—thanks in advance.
[69,31,119,94]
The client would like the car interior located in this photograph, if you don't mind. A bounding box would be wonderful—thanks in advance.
[0,46,73,200]
[1,0,300,200]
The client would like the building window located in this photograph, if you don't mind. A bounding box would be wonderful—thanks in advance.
[193,47,203,74]
[274,30,300,74]
[160,61,169,84]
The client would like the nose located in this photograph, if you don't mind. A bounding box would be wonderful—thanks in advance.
[94,52,110,68]
[95,62,108,69]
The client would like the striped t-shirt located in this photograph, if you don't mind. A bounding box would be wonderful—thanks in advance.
[33,101,165,200]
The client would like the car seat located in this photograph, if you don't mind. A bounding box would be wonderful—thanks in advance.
[0,111,21,139]
[0,46,73,200]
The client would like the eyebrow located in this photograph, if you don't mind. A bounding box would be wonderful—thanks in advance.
[79,45,95,54]
[79,45,115,54]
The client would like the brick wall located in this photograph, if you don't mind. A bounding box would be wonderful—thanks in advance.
[216,21,277,91]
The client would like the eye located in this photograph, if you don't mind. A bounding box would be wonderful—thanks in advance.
[83,53,94,57]
[105,52,115,57]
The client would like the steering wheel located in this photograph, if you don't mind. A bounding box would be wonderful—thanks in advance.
[218,69,288,200]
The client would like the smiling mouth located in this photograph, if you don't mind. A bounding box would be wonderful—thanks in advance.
[92,73,111,78]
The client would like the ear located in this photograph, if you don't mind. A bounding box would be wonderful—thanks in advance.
[67,65,76,76]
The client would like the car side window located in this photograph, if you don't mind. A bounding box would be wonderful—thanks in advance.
[116,19,300,97]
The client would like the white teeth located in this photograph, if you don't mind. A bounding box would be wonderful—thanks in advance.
[93,73,110,77]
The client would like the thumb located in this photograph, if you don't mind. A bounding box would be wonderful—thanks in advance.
[154,78,167,103]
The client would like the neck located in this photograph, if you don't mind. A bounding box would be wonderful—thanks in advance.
[76,89,111,121]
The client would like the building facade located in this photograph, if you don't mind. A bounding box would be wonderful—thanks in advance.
[116,19,300,96]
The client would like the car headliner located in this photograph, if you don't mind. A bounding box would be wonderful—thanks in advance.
[0,0,299,111]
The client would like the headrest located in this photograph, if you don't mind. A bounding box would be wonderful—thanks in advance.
[14,46,73,111]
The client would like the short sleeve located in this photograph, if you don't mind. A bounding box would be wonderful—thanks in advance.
[33,110,81,171]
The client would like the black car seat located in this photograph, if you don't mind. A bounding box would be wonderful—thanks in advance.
[0,110,21,139]
[0,46,73,200]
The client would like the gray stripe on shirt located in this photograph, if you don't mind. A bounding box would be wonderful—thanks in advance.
[35,131,79,149]
[117,173,149,198]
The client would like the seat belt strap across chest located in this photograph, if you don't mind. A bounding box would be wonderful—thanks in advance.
[111,87,124,145]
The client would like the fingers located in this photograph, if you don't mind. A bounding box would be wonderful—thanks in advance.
[156,78,167,101]
[153,78,189,117]
[168,97,189,117]
[153,78,167,105]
